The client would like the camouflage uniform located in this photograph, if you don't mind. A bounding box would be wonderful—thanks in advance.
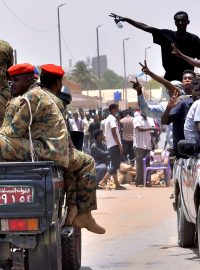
[64,147,97,212]
[0,83,69,168]
[0,40,13,126]
[42,87,97,212]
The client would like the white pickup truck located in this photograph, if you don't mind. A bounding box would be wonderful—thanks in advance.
[173,140,200,251]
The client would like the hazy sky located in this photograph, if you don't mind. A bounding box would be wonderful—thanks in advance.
[1,0,200,78]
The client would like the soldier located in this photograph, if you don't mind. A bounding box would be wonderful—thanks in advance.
[0,63,69,168]
[0,64,105,233]
[39,64,105,234]
[0,40,13,126]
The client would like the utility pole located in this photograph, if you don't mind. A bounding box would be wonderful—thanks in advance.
[96,24,103,108]
[58,3,66,66]
[123,38,130,108]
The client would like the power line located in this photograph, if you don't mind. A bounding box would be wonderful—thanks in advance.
[61,31,76,62]
[1,0,56,32]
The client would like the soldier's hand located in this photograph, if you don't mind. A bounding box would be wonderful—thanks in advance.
[139,60,150,75]
[130,77,142,94]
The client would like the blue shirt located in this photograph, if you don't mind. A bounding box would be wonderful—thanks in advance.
[138,94,173,148]
[167,96,193,156]
[138,94,166,118]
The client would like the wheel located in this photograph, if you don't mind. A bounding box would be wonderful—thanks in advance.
[61,227,81,270]
[177,193,195,247]
[0,243,12,269]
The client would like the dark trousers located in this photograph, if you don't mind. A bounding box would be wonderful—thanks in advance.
[134,147,150,185]
[108,145,121,175]
[122,140,135,162]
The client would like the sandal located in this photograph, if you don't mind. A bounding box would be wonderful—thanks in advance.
[98,182,111,190]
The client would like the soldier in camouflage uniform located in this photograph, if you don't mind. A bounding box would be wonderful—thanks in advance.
[0,40,13,126]
[0,63,69,168]
[39,64,105,234]
[0,63,105,234]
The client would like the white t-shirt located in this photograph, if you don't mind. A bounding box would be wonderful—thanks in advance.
[83,118,93,135]
[133,115,154,150]
[184,99,200,141]
[105,114,121,149]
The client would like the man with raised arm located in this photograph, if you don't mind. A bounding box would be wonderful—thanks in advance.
[110,11,200,81]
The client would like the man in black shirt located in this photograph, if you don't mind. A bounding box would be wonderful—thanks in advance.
[110,11,200,81]
[90,129,110,187]
[161,78,200,158]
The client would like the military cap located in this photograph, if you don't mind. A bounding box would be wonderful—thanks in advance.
[7,63,34,76]
[40,64,65,77]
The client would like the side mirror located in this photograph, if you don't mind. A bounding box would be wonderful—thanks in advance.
[178,139,200,157]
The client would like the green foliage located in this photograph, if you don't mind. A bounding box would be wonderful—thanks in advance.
[144,79,162,89]
[69,60,162,91]
[70,61,98,90]
[101,69,124,89]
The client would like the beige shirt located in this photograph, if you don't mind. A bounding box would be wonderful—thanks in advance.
[120,115,134,141]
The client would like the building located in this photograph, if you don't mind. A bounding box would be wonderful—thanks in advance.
[92,55,108,77]
[63,77,100,110]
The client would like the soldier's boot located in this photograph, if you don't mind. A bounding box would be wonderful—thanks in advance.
[65,205,77,226]
[72,211,106,234]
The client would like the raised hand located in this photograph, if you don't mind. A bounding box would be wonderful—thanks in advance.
[130,77,142,93]
[171,43,181,57]
[139,60,150,75]
[109,13,123,22]
[167,89,180,108]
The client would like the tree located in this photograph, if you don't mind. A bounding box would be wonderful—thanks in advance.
[145,79,162,89]
[70,61,98,90]
[101,69,124,89]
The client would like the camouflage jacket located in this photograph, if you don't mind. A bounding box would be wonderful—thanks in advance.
[42,87,70,136]
[0,40,13,126]
[0,83,69,168]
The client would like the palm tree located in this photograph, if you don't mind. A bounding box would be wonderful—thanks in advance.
[70,61,98,90]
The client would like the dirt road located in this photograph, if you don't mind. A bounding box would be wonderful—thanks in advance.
[81,185,200,270]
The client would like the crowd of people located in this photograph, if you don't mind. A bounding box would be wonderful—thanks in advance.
[67,104,161,188]
[1,9,200,236]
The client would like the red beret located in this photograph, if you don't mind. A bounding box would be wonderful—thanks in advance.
[7,63,35,76]
[40,64,65,77]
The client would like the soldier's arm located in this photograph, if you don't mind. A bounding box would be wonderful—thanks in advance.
[0,99,30,137]
[7,46,14,68]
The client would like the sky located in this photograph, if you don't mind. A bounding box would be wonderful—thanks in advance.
[1,0,200,79]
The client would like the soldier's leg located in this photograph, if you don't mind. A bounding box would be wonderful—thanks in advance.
[0,136,31,161]
[65,148,97,212]
[65,148,105,234]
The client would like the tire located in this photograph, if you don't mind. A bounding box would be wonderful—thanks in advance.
[177,193,195,247]
[61,227,81,270]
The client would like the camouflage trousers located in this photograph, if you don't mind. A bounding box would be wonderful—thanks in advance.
[64,148,97,213]
[0,135,69,168]
[0,135,97,213]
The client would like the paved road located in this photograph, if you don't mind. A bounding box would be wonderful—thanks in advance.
[81,186,200,270]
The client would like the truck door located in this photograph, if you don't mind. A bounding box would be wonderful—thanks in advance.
[185,158,197,222]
